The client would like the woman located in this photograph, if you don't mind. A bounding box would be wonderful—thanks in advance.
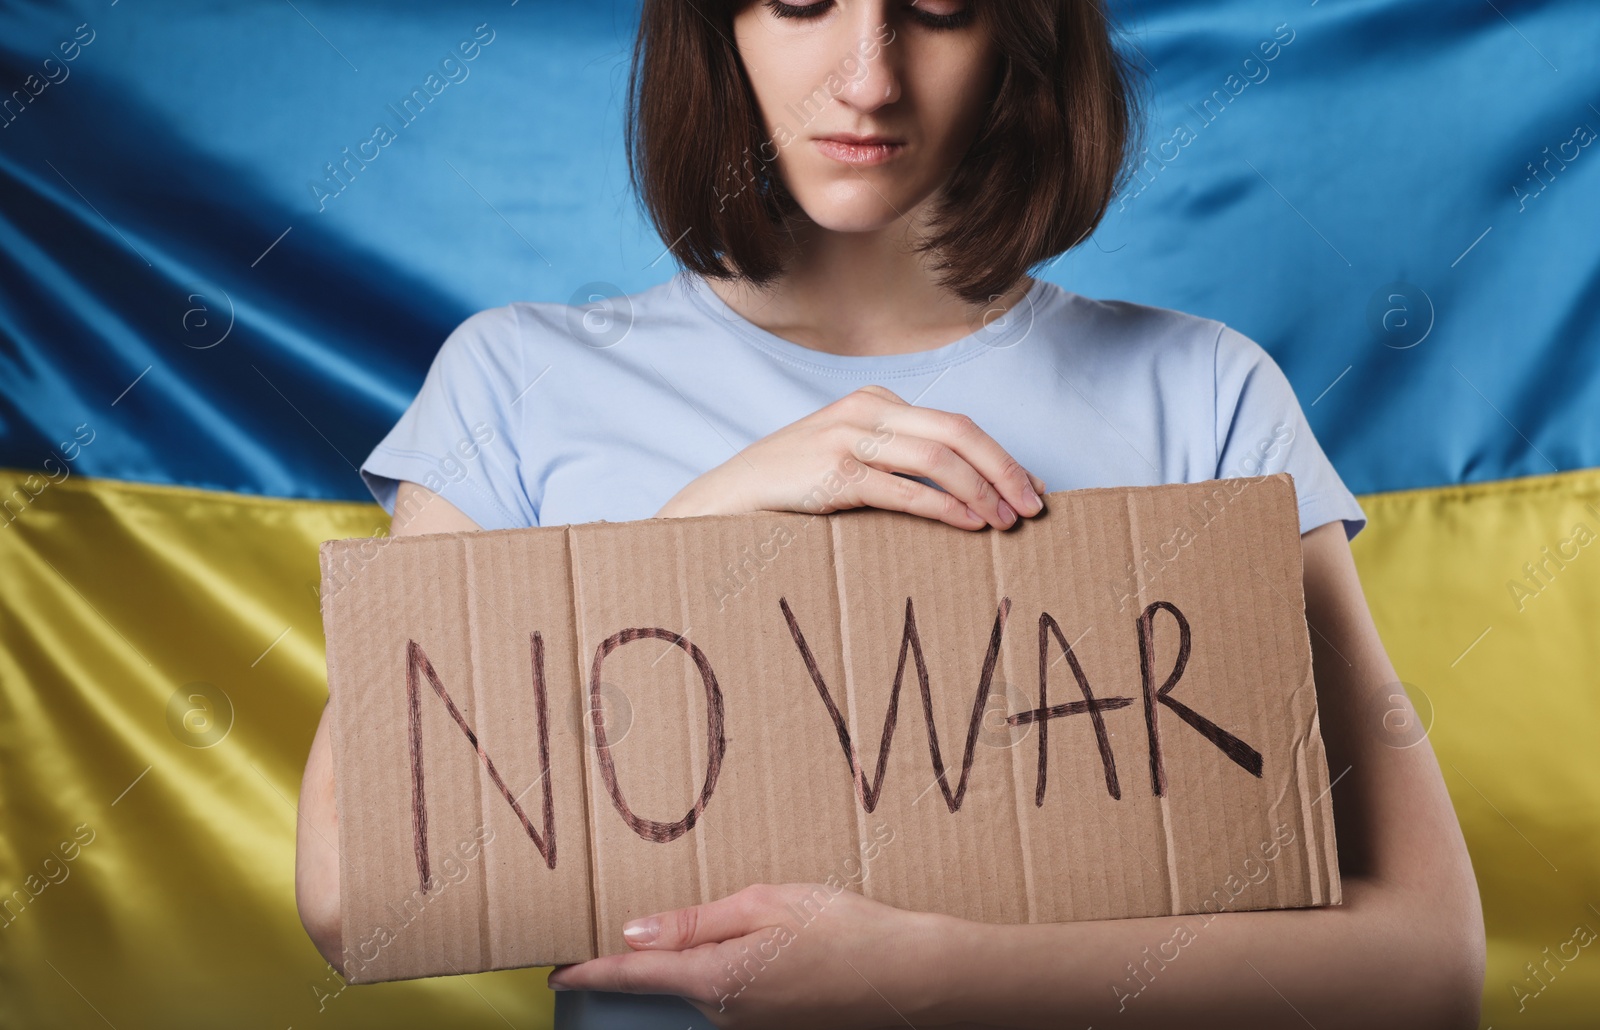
[296,1,1486,1026]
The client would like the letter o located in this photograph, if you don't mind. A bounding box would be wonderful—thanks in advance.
[590,628,727,843]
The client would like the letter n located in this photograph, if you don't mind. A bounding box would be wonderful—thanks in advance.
[1138,602,1263,796]
[407,634,556,891]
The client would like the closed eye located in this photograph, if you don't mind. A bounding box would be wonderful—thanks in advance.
[760,1,977,31]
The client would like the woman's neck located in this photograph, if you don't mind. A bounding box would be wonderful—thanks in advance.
[701,218,1034,359]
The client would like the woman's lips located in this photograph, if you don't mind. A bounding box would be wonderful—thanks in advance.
[813,138,906,167]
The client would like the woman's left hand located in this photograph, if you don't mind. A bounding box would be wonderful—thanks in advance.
[545,882,952,1029]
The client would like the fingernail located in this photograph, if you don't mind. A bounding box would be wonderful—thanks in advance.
[548,980,570,991]
[1021,483,1042,515]
[963,505,984,524]
[623,916,660,945]
[997,499,1016,527]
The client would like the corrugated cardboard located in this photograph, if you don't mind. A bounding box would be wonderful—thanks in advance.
[319,474,1340,984]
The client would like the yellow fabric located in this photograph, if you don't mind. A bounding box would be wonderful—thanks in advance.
[1349,467,1600,1027]
[3,466,1598,1027]
[0,471,555,1027]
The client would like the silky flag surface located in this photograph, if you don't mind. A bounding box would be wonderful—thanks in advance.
[2,1,1597,1027]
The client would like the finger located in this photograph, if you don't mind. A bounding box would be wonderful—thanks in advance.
[625,883,793,952]
[858,432,1017,530]
[845,467,988,530]
[880,406,1043,519]
[853,383,908,406]
[546,945,722,998]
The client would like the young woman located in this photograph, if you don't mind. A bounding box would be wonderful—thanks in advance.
[297,1,1486,1027]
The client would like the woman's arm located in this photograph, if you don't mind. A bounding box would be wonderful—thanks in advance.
[918,520,1486,1028]
[294,480,482,972]
[548,521,1487,1030]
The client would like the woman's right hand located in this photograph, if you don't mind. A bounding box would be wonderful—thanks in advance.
[654,385,1046,530]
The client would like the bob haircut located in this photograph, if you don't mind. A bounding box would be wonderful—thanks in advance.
[625,0,1147,307]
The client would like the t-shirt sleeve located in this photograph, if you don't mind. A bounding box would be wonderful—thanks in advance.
[1213,324,1367,540]
[359,305,537,530]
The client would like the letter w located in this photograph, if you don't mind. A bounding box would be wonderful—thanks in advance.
[779,595,1010,813]
[407,635,555,891]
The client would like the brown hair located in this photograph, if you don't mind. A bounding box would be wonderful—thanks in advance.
[625,1,1147,306]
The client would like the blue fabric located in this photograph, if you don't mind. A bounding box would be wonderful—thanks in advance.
[2,0,1596,501]
[361,269,1367,540]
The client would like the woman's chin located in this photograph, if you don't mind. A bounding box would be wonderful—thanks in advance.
[791,188,923,234]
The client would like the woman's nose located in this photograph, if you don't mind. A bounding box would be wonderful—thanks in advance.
[835,15,901,111]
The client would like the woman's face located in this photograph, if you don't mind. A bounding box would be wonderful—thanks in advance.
[731,0,998,233]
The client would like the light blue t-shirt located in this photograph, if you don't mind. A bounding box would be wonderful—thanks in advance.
[362,269,1365,539]
[358,269,1366,1027]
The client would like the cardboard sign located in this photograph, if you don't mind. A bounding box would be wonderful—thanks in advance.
[319,474,1340,984]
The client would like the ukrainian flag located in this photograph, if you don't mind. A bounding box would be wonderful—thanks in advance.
[2,1,1596,1026]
